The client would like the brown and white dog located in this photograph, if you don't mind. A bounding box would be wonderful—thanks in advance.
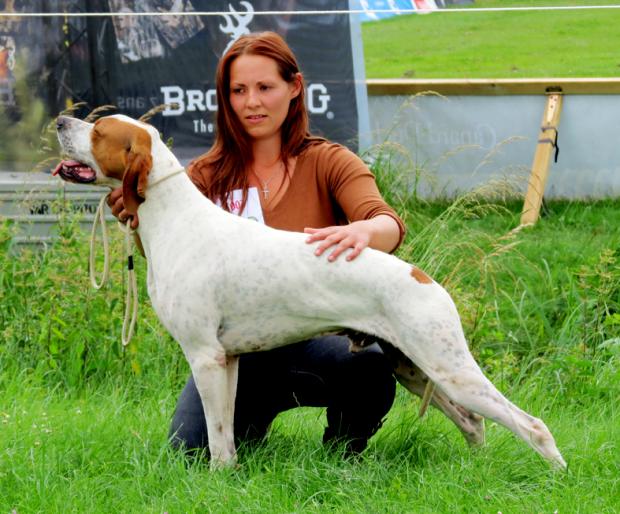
[55,114,567,469]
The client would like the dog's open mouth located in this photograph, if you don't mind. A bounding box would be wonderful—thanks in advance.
[53,160,97,183]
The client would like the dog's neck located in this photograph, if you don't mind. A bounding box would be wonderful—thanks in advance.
[136,139,222,253]
[147,140,186,186]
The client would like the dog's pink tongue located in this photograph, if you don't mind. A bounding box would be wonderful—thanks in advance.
[53,160,97,183]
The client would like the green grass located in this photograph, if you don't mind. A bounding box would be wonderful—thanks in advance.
[1,196,619,512]
[362,0,620,78]
[1,380,618,512]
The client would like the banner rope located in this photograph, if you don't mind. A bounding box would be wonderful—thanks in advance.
[3,5,620,17]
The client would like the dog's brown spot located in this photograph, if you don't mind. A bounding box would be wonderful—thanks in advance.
[410,267,433,284]
[91,117,151,181]
[91,117,153,217]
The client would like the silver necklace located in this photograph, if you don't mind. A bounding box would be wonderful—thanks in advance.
[253,162,284,199]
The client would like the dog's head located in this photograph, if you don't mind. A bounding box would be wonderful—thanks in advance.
[55,114,158,217]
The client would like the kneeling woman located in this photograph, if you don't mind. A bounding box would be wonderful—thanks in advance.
[110,31,405,454]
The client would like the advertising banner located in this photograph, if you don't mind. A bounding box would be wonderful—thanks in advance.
[1,0,367,172]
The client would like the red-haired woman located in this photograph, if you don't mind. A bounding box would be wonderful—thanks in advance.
[110,31,405,455]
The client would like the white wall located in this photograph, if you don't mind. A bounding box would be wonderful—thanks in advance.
[367,94,620,198]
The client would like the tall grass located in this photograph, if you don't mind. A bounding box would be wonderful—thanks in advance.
[0,206,187,394]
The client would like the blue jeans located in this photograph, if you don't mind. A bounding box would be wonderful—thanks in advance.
[168,335,396,455]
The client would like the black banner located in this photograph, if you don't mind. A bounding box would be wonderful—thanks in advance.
[0,0,364,171]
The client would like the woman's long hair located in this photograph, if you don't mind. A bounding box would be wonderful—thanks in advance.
[189,31,320,210]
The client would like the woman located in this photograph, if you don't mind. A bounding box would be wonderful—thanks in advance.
[110,31,405,455]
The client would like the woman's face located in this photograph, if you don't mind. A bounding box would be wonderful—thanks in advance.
[229,54,300,142]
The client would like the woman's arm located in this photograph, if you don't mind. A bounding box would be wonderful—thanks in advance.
[303,143,405,263]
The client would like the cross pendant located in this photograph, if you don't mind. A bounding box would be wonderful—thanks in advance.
[262,187,269,199]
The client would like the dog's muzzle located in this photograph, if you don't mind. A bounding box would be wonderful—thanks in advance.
[54,116,97,183]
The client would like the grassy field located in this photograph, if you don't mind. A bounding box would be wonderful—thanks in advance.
[362,0,620,78]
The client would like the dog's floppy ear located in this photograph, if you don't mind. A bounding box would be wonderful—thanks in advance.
[122,128,153,217]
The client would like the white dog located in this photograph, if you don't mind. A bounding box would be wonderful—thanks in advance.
[55,114,566,469]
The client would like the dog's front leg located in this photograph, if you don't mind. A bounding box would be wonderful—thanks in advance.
[225,354,239,444]
[190,348,238,468]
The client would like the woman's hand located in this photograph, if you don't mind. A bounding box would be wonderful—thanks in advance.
[304,215,401,263]
[304,222,371,262]
[107,187,140,229]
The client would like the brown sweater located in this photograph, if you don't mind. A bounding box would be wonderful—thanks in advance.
[189,141,406,250]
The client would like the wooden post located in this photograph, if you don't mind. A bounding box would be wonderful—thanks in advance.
[520,92,563,226]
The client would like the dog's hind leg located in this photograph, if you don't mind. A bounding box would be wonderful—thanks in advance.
[433,362,566,468]
[379,343,485,447]
[188,346,238,468]
[387,290,565,468]
[396,361,485,447]
[405,325,567,468]
[347,332,485,447]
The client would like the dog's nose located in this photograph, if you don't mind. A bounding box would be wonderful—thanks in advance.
[56,116,69,131]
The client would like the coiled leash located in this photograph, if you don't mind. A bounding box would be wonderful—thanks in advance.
[90,193,138,347]
[89,195,111,290]
[118,218,138,347]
